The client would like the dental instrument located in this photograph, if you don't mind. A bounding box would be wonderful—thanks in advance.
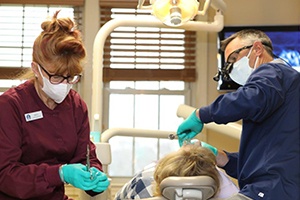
[86,144,93,179]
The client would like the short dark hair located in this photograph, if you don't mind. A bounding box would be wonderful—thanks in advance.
[220,29,274,57]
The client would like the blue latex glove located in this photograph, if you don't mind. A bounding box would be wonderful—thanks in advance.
[89,167,110,193]
[177,110,203,147]
[201,141,218,156]
[60,164,98,190]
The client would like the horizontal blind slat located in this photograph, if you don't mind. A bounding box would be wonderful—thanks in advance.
[99,0,144,8]
[0,0,84,6]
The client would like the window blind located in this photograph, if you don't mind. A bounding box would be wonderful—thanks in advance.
[0,4,82,80]
[100,7,197,82]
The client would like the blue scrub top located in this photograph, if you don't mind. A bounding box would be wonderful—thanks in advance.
[200,61,300,200]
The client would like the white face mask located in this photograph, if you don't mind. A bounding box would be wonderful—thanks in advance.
[38,66,72,103]
[229,47,258,85]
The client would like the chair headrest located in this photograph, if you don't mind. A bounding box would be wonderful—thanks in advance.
[160,176,217,200]
[95,142,111,165]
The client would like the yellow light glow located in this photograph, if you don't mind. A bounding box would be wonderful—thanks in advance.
[152,0,199,26]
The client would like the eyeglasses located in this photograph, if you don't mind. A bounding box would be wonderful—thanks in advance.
[225,44,253,65]
[38,64,81,84]
[224,44,253,75]
[213,44,253,82]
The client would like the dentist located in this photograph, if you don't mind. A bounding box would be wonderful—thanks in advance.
[177,29,300,200]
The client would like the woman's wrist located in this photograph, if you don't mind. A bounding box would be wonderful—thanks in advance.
[59,164,68,184]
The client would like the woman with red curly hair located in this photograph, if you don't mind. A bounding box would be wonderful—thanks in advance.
[0,11,109,200]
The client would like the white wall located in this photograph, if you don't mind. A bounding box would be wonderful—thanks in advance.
[224,0,300,26]
[79,0,100,117]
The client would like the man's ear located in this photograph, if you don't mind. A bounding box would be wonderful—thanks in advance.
[253,41,264,56]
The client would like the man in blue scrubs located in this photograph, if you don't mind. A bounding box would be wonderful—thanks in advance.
[177,29,300,200]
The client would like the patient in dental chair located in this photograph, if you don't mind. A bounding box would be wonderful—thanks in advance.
[115,143,238,199]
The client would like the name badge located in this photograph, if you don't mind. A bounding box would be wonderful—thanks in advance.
[24,111,43,122]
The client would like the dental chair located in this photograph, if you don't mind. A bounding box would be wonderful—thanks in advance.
[143,175,217,200]
[96,125,219,200]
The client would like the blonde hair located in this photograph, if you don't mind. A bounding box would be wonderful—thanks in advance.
[22,10,86,80]
[153,146,220,197]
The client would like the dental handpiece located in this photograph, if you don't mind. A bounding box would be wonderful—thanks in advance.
[168,133,177,140]
[168,133,192,145]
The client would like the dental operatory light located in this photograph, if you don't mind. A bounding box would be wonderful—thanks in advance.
[138,0,209,27]
[152,0,199,26]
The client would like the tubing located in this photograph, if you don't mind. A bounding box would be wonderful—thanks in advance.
[101,127,175,143]
[176,104,242,140]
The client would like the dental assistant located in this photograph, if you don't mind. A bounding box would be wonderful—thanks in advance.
[177,29,300,200]
[0,11,109,199]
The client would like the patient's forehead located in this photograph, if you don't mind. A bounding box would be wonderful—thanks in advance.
[180,142,201,152]
[180,140,201,150]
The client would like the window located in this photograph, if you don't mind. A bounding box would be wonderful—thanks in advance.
[100,7,196,176]
[106,81,189,176]
[0,4,81,92]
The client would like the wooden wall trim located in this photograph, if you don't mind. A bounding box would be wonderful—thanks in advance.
[0,68,27,79]
[0,67,197,82]
[103,68,196,82]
